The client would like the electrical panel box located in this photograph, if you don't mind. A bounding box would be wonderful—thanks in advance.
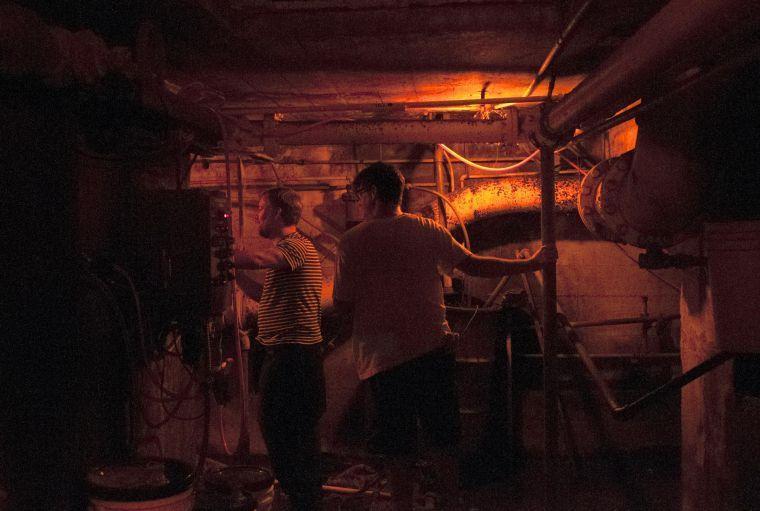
[119,190,233,326]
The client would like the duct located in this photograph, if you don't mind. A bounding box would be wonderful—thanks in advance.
[545,0,760,137]
[243,114,524,146]
[440,173,579,226]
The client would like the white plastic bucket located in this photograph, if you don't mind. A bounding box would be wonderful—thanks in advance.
[87,459,195,511]
[89,487,194,511]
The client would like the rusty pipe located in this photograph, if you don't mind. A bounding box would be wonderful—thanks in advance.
[572,335,733,420]
[545,0,760,136]
[442,173,579,225]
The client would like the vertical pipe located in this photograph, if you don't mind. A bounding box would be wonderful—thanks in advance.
[434,145,448,225]
[540,143,559,510]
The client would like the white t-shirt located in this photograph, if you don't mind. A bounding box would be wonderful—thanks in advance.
[333,213,472,380]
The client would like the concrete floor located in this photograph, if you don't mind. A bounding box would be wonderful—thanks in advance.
[200,447,680,511]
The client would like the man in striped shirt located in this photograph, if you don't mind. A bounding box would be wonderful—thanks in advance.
[235,187,325,511]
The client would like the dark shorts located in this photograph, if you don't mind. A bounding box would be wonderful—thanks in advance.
[368,347,461,458]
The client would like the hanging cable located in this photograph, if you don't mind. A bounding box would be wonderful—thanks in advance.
[208,107,251,458]
[407,185,470,250]
[439,144,539,172]
[613,243,680,292]
[278,117,356,139]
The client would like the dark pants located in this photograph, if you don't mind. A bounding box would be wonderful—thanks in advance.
[258,343,325,510]
[368,347,461,458]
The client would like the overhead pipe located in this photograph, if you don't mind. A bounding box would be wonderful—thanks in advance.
[553,0,760,249]
[242,115,523,146]
[223,96,552,115]
[544,0,760,137]
[523,0,594,97]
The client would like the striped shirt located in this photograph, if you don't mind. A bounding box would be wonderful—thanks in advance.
[257,231,323,346]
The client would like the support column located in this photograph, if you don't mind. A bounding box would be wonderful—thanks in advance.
[540,144,559,510]
[680,261,736,511]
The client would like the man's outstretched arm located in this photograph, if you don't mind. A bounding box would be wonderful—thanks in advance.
[234,246,289,270]
[456,245,557,278]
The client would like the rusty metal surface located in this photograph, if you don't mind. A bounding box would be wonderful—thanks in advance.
[442,173,580,225]
[248,114,523,145]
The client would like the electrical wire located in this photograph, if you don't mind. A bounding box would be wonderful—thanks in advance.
[439,143,540,172]
[278,117,356,139]
[558,153,587,175]
[269,161,282,184]
[407,185,470,250]
[613,243,680,292]
[209,106,251,457]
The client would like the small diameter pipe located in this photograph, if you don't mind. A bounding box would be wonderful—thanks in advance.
[524,0,595,97]
[571,332,733,420]
[570,313,679,329]
[322,484,392,499]
[439,143,539,172]
[483,275,512,308]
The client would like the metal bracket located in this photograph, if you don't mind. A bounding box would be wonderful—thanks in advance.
[638,247,707,270]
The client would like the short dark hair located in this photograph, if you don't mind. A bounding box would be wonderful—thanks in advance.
[263,187,302,225]
[352,162,405,206]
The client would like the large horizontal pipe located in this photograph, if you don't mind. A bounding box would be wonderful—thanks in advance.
[546,0,760,135]
[223,96,552,115]
[243,116,523,145]
[439,173,579,224]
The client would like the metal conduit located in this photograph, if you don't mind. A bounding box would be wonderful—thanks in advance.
[539,144,559,510]
[523,0,595,97]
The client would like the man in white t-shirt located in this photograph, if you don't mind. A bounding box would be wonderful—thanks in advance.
[333,162,555,511]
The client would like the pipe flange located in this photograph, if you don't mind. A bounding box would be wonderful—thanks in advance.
[577,157,621,242]
[594,152,688,249]
[531,102,575,148]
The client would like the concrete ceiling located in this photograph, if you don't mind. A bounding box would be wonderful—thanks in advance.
[18,0,669,118]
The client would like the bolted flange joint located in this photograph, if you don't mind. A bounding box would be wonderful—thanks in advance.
[530,102,575,149]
